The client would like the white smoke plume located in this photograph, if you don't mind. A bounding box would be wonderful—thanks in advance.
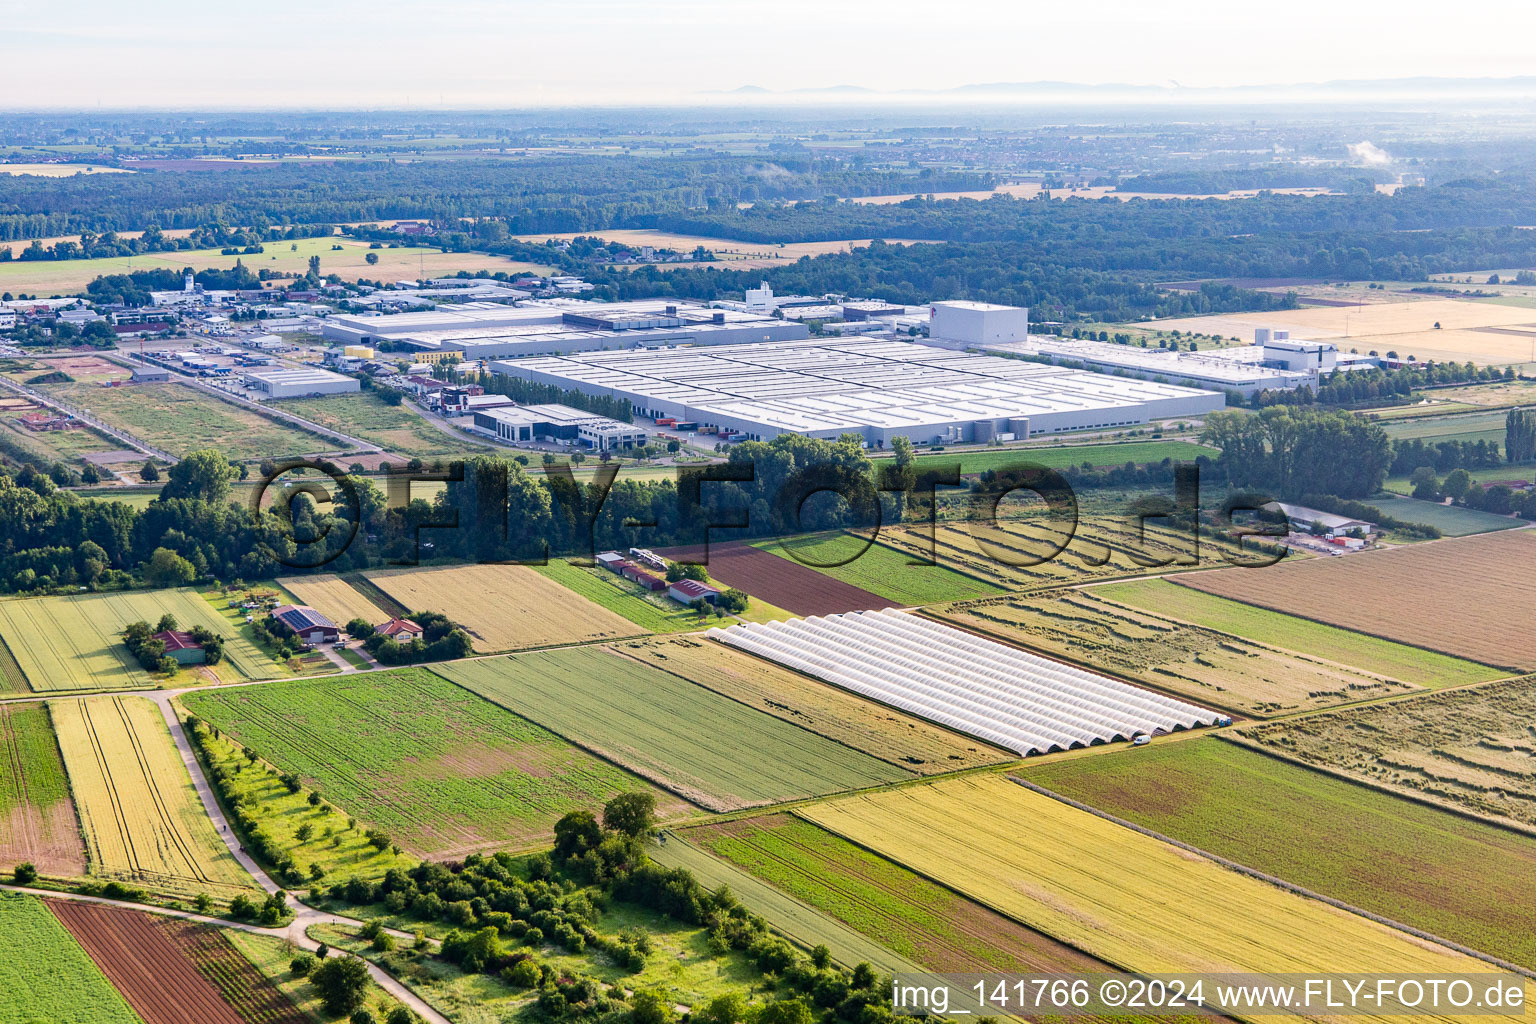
[1347,141,1393,166]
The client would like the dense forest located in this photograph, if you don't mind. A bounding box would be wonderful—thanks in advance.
[0,156,992,242]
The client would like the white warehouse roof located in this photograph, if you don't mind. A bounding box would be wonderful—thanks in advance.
[710,609,1225,755]
[491,337,1223,444]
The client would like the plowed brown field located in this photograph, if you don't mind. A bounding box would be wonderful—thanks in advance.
[1172,530,1536,670]
[45,900,269,1024]
[663,541,897,617]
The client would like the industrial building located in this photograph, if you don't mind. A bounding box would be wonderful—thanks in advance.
[470,403,647,451]
[982,336,1315,397]
[319,299,808,360]
[489,337,1223,446]
[244,366,361,399]
[928,300,1031,344]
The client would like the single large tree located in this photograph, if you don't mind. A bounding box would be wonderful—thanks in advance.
[159,448,236,504]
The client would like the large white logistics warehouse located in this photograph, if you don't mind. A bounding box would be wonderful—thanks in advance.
[244,366,360,399]
[321,298,808,360]
[929,300,1030,344]
[489,337,1223,445]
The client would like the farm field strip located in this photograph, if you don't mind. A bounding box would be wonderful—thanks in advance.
[51,696,256,897]
[155,916,309,1024]
[1173,530,1536,670]
[531,560,699,633]
[0,892,141,1024]
[181,668,686,857]
[681,814,1116,975]
[761,534,1001,606]
[47,899,276,1024]
[277,574,390,631]
[1020,737,1536,971]
[0,587,272,691]
[433,645,910,811]
[650,834,924,977]
[614,636,1009,774]
[660,541,899,617]
[801,775,1530,1024]
[0,702,87,875]
[712,609,1221,755]
[1238,674,1536,830]
[364,563,646,653]
[1095,578,1504,688]
[1364,493,1528,537]
[933,587,1420,716]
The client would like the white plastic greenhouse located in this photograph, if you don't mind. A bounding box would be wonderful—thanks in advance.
[707,608,1223,755]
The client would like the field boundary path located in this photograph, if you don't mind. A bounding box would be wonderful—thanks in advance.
[0,373,178,462]
[0,882,449,1023]
[1009,776,1536,980]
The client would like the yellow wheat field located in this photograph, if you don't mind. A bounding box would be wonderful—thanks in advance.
[364,563,647,652]
[801,775,1530,1024]
[280,575,390,631]
[50,696,255,898]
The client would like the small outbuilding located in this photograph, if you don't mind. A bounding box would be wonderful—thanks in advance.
[153,630,206,665]
[668,579,722,605]
[271,604,340,643]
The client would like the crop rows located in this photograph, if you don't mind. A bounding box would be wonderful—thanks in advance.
[1174,530,1536,670]
[1023,737,1536,970]
[0,892,140,1024]
[50,696,255,898]
[0,702,85,876]
[802,775,1520,1024]
[156,916,308,1024]
[934,587,1419,715]
[435,645,910,811]
[182,667,678,856]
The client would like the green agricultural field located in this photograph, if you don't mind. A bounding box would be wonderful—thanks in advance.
[903,439,1216,475]
[650,837,922,976]
[1366,493,1528,536]
[1384,464,1535,495]
[190,722,415,883]
[181,667,685,857]
[531,560,698,633]
[435,646,909,811]
[0,587,277,691]
[1022,737,1536,970]
[279,392,489,458]
[0,893,143,1024]
[683,815,1115,974]
[1095,578,1502,688]
[1380,408,1510,445]
[761,534,1000,606]
[44,381,331,460]
[0,703,85,876]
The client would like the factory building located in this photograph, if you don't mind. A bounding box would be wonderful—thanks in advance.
[320,299,808,360]
[983,336,1315,397]
[929,300,1031,344]
[244,366,361,399]
[489,338,1222,446]
[471,404,647,451]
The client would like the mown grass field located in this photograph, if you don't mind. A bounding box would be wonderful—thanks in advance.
[1096,578,1503,688]
[904,438,1215,475]
[761,534,1001,606]
[0,703,85,876]
[182,668,685,857]
[280,392,488,458]
[434,645,910,811]
[46,381,330,460]
[365,564,645,653]
[1381,408,1511,445]
[683,814,1116,973]
[651,835,924,976]
[1021,737,1536,970]
[1366,492,1528,537]
[934,588,1419,716]
[616,636,1009,774]
[191,723,416,884]
[531,560,698,634]
[802,775,1529,1024]
[0,587,274,691]
[277,574,390,632]
[1240,675,1536,829]
[0,892,142,1024]
[51,696,257,899]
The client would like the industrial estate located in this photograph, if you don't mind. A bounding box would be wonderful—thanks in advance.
[2,65,1536,1024]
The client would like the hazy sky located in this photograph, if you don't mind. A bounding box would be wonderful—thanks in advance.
[5,0,1536,108]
